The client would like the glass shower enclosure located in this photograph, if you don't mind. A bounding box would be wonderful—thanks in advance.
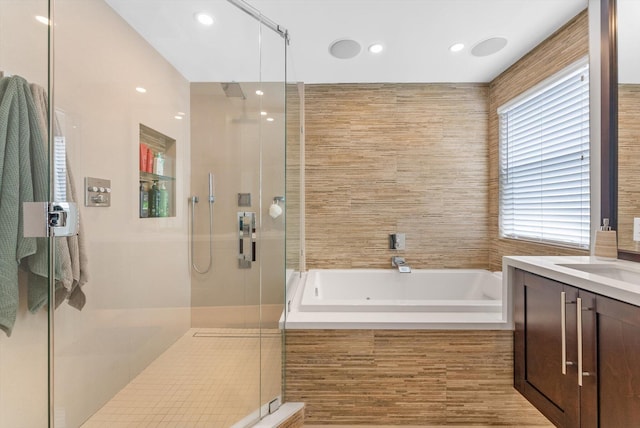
[0,0,288,426]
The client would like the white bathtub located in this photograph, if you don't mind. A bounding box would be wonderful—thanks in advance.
[283,269,510,330]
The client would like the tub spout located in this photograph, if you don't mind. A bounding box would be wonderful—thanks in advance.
[391,256,411,273]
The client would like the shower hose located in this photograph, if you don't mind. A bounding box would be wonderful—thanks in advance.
[190,193,214,274]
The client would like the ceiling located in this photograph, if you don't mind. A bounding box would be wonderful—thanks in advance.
[105,0,588,84]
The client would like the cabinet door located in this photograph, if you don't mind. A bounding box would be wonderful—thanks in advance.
[514,269,580,427]
[587,294,640,427]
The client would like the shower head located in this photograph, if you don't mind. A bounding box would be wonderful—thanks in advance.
[221,82,246,99]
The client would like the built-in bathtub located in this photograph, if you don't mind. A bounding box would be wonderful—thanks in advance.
[283,269,511,330]
[282,269,543,425]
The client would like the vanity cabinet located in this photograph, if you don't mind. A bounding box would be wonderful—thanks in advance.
[514,268,640,427]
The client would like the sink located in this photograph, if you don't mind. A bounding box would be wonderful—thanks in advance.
[558,263,640,285]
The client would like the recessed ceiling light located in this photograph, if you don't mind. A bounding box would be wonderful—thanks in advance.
[35,15,51,25]
[195,12,214,26]
[174,115,183,120]
[256,90,264,96]
[368,43,384,54]
[261,111,267,116]
[449,43,465,53]
[266,117,275,122]
[471,37,508,57]
[135,87,147,93]
[329,39,361,59]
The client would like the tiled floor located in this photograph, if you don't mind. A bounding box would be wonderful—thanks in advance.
[82,328,282,428]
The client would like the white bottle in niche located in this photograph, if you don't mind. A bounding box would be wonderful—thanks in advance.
[153,152,164,176]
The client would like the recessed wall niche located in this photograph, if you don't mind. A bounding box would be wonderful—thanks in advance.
[139,124,176,218]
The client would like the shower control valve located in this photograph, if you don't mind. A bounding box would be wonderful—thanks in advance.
[85,177,111,207]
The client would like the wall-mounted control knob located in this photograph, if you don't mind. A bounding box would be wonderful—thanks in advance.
[84,177,111,208]
[389,233,406,250]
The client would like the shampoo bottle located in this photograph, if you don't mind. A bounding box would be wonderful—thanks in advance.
[149,181,160,217]
[139,182,149,218]
[153,152,165,176]
[159,182,169,217]
[146,150,154,173]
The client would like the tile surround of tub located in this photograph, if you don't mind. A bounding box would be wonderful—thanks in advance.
[305,83,490,270]
[285,330,552,426]
[488,9,590,271]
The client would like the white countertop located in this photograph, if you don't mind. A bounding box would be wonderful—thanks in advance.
[503,255,640,306]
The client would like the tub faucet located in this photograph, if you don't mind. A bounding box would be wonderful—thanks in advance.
[391,256,411,273]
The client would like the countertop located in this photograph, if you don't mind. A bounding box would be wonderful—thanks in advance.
[503,255,640,307]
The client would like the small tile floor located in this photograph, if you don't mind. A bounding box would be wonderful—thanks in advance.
[82,328,282,428]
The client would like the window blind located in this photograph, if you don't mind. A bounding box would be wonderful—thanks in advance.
[54,136,67,202]
[499,60,590,249]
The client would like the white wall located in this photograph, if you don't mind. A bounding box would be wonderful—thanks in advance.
[0,0,191,426]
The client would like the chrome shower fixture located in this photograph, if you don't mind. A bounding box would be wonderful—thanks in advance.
[190,172,215,274]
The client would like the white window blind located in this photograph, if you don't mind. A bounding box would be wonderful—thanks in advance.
[499,59,590,249]
[53,110,67,202]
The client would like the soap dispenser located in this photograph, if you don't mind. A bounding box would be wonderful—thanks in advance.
[594,218,617,260]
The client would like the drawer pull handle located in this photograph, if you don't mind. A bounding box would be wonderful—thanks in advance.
[561,291,567,375]
[577,297,583,386]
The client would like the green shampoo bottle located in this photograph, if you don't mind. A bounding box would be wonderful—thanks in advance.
[149,180,160,217]
[159,182,169,217]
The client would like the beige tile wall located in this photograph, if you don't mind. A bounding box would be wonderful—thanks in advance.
[616,84,640,252]
[304,83,490,269]
[285,330,552,426]
[488,10,590,271]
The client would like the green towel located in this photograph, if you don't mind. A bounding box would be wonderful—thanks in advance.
[0,76,49,336]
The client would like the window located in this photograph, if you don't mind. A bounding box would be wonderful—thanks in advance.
[53,110,67,202]
[499,59,590,249]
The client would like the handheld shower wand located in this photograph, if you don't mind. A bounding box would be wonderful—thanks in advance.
[190,172,215,274]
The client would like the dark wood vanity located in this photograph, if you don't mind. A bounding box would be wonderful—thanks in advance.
[513,268,640,427]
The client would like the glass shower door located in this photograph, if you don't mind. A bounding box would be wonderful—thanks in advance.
[258,21,287,419]
[189,2,287,424]
[0,0,52,426]
[0,0,288,426]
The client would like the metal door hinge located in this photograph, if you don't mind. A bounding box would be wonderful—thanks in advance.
[24,202,79,237]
